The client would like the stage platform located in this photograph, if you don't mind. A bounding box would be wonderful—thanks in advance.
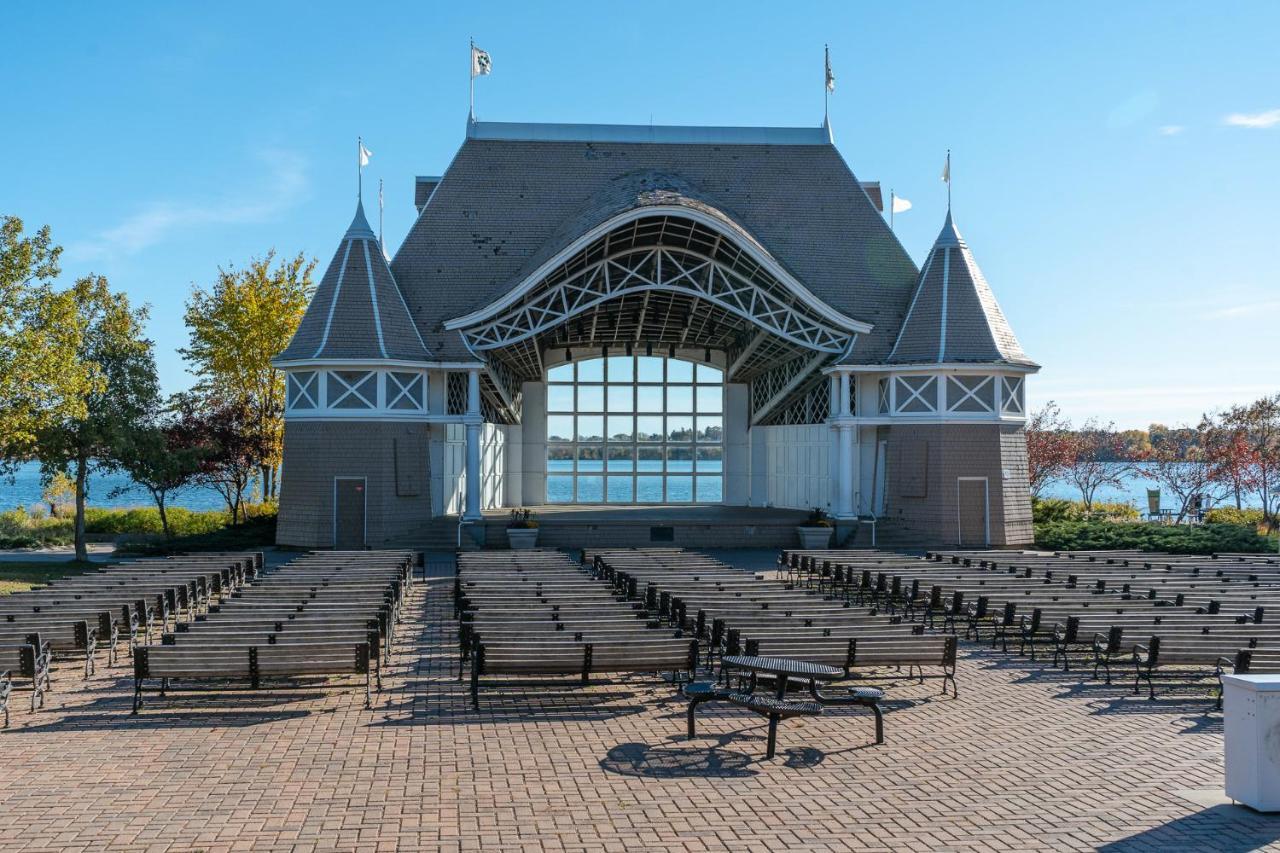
[472,504,826,549]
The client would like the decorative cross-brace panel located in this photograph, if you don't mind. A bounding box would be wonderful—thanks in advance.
[757,375,832,426]
[458,245,854,357]
[446,372,468,416]
[482,358,522,424]
[749,351,831,425]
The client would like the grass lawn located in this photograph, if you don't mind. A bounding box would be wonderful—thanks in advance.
[0,560,108,595]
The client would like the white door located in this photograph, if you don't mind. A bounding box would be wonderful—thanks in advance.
[443,423,467,516]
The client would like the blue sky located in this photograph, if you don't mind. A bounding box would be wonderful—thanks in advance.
[4,1,1277,430]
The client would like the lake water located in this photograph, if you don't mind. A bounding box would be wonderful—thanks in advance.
[2,461,241,513]
[1038,463,1261,510]
[4,459,1256,514]
[545,459,723,503]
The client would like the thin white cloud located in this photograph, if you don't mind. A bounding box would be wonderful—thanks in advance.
[1224,108,1280,129]
[1208,299,1280,319]
[1107,91,1160,129]
[69,149,309,259]
[1158,125,1184,136]
[1028,384,1277,428]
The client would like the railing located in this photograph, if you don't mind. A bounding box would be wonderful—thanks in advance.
[457,518,477,550]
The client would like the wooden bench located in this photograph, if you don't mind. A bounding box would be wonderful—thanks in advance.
[468,636,699,709]
[132,641,375,711]
[0,670,9,728]
[0,640,51,716]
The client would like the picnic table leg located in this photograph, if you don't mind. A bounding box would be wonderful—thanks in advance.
[765,674,789,759]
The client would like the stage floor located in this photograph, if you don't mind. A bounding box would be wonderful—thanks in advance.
[479,504,811,524]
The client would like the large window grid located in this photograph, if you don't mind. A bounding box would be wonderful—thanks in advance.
[546,356,723,504]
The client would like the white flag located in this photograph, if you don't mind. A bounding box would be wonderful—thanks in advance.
[825,48,835,93]
[359,141,373,168]
[940,152,950,184]
[471,45,492,78]
[891,194,912,214]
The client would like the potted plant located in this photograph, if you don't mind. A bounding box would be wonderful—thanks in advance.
[506,508,540,549]
[796,507,834,549]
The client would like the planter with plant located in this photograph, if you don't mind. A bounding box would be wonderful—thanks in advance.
[796,507,834,549]
[506,508,540,549]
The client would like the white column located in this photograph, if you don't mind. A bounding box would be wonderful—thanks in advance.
[837,424,855,519]
[834,371,855,519]
[464,368,482,520]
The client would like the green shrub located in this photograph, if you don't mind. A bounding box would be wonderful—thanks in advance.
[1032,498,1139,524]
[1034,521,1275,555]
[1204,507,1266,528]
[83,506,228,537]
[0,508,74,547]
[117,512,277,555]
[0,504,279,547]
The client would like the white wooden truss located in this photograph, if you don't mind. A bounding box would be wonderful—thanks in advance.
[459,245,854,358]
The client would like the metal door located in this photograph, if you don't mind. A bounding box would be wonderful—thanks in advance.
[334,477,367,549]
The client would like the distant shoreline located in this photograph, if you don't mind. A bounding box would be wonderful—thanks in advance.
[3,460,250,513]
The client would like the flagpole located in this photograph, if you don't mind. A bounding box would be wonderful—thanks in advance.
[469,37,475,122]
[946,149,952,211]
[823,44,829,124]
[378,178,384,251]
[357,136,362,201]
[890,189,895,231]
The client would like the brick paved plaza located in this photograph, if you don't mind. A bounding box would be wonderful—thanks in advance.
[2,560,1279,852]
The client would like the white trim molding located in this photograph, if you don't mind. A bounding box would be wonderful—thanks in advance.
[445,206,872,340]
[823,365,1033,425]
[284,366,431,422]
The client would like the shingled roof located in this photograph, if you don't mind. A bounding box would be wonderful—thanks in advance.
[277,201,431,364]
[887,211,1035,367]
[390,121,921,362]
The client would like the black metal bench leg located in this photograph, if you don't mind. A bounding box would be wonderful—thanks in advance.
[765,713,779,759]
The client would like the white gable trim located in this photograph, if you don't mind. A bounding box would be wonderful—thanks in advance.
[314,239,353,358]
[443,205,872,336]
[361,238,389,359]
[887,251,934,362]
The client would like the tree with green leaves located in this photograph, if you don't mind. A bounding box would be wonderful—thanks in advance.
[180,251,315,500]
[34,275,159,560]
[114,402,209,539]
[41,470,77,516]
[0,215,93,467]
[168,393,273,524]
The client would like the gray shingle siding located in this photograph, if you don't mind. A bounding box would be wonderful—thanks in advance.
[889,213,1034,367]
[278,203,431,364]
[390,135,921,362]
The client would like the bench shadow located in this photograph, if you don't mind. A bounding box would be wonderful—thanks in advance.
[370,676,652,726]
[600,741,760,778]
[8,688,326,732]
[1098,804,1280,852]
[965,649,1229,720]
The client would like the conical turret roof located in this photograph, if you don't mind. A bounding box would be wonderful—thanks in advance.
[887,212,1034,366]
[277,200,431,363]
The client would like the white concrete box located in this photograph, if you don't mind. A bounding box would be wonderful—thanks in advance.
[1222,673,1280,812]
